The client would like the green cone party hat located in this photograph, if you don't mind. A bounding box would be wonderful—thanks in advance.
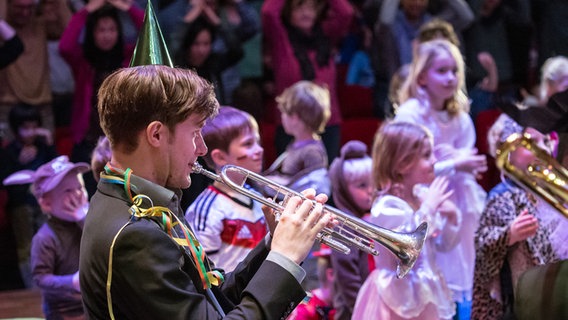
[129,0,173,67]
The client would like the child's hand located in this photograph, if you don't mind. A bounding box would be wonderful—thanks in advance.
[477,52,498,92]
[438,199,459,226]
[508,209,538,246]
[34,128,53,145]
[434,144,457,162]
[190,0,205,9]
[421,176,454,214]
[107,0,133,11]
[85,0,106,12]
[72,271,80,292]
[19,145,38,164]
[454,149,488,177]
[60,190,89,222]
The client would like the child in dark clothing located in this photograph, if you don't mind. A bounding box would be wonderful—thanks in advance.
[3,155,89,319]
[3,103,58,288]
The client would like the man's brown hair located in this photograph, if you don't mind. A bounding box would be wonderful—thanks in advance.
[98,65,219,153]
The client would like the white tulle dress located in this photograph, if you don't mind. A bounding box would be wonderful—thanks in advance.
[353,195,460,320]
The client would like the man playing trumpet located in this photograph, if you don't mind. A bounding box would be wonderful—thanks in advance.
[79,65,333,319]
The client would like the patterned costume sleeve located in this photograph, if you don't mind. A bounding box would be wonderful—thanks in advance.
[474,193,515,288]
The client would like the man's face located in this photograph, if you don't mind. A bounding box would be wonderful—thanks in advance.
[164,113,209,189]
[8,0,36,28]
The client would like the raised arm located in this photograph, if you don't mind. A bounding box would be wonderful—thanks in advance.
[261,0,287,49]
[42,0,72,39]
[233,0,260,42]
[321,0,354,43]
[58,8,90,65]
[435,0,474,31]
[379,0,399,25]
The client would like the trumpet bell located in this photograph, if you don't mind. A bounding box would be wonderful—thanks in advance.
[496,132,568,217]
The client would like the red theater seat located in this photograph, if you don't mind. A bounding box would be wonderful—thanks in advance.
[338,85,374,119]
[55,127,73,157]
[259,122,277,167]
[340,118,382,152]
[475,109,502,191]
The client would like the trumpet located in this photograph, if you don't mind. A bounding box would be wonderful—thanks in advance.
[496,132,568,218]
[192,163,428,278]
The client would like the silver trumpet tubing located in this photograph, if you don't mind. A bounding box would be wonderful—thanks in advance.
[192,163,428,278]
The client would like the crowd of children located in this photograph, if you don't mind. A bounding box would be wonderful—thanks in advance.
[1,0,568,319]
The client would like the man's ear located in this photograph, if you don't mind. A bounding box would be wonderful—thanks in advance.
[145,121,166,147]
[210,149,228,168]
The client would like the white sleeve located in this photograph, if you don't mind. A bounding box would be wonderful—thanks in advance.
[455,112,477,149]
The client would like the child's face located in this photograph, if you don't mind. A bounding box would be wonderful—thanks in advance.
[94,16,119,52]
[281,112,298,136]
[188,29,212,67]
[290,0,318,33]
[419,49,458,110]
[346,175,373,212]
[223,129,264,174]
[18,120,39,144]
[402,140,436,186]
[510,127,551,171]
[41,172,88,222]
[547,75,568,99]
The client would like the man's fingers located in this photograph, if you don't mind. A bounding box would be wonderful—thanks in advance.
[304,202,323,228]
[300,188,316,199]
[282,196,302,216]
[313,210,332,234]
[314,193,328,204]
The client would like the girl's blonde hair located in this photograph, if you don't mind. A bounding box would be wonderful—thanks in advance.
[398,39,469,116]
[372,121,433,193]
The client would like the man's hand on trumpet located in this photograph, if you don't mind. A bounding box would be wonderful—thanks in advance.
[263,188,334,265]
